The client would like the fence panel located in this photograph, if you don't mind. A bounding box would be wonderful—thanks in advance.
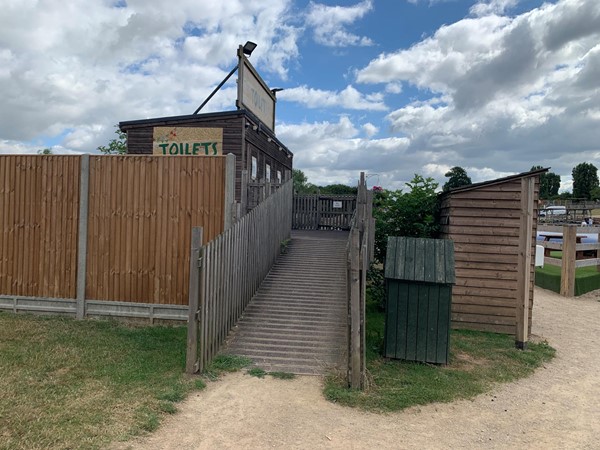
[293,194,356,230]
[188,180,293,373]
[0,156,80,299]
[86,156,226,305]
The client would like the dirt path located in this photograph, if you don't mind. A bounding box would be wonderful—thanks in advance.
[122,288,600,449]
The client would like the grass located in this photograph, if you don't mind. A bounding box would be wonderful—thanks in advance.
[202,354,253,380]
[0,312,206,450]
[535,264,600,296]
[324,311,555,412]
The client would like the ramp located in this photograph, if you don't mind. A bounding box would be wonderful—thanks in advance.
[225,231,348,375]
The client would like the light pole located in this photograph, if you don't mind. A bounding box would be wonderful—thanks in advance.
[193,41,257,114]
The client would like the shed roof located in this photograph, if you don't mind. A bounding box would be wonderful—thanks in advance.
[441,167,549,196]
[385,236,455,284]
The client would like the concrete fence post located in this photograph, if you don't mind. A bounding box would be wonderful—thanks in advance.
[76,154,90,320]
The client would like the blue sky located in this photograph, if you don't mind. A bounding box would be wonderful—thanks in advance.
[1,0,599,191]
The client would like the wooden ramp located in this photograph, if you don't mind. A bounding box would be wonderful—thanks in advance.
[225,230,348,375]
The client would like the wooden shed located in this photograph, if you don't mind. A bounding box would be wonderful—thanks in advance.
[439,168,547,343]
[119,109,293,206]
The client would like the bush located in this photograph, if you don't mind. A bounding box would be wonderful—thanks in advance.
[373,174,440,263]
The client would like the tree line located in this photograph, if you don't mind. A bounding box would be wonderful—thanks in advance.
[443,163,600,201]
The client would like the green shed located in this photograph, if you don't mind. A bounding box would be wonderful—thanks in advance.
[384,237,455,364]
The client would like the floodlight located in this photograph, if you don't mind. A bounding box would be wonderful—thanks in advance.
[242,41,257,56]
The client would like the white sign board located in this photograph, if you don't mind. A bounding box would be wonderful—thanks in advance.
[333,201,343,209]
[237,53,276,131]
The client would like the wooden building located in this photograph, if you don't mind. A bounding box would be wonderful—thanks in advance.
[439,168,547,338]
[119,110,293,204]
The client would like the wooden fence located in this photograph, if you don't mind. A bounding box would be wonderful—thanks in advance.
[293,194,356,230]
[0,154,232,320]
[538,224,600,296]
[0,156,81,299]
[347,174,375,389]
[186,180,293,373]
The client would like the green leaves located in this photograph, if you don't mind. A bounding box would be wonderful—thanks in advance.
[373,174,439,262]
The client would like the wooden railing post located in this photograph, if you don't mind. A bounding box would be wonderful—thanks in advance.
[223,154,236,230]
[516,176,534,349]
[186,227,203,374]
[348,227,361,389]
[560,225,576,297]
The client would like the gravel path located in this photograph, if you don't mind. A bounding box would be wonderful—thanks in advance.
[122,287,600,449]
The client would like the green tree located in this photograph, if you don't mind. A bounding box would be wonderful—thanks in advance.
[531,165,560,199]
[373,174,439,263]
[443,166,472,191]
[292,169,319,194]
[97,125,127,155]
[320,184,357,195]
[37,148,53,155]
[572,162,599,200]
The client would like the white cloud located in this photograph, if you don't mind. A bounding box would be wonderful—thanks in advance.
[0,0,299,152]
[280,85,387,111]
[356,0,600,179]
[470,0,519,17]
[362,123,379,137]
[305,0,374,47]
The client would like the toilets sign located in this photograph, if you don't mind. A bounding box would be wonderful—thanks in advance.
[152,127,223,156]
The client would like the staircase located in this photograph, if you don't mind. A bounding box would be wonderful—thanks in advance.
[225,230,348,375]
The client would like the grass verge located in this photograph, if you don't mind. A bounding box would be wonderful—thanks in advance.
[324,311,555,412]
[0,312,204,450]
[535,264,600,296]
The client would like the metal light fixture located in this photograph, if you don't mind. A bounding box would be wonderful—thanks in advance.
[193,41,258,114]
[242,41,257,56]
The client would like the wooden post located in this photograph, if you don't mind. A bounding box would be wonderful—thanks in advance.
[186,227,203,374]
[76,154,90,320]
[515,176,534,349]
[224,153,236,230]
[349,227,361,389]
[560,225,576,297]
[240,169,248,214]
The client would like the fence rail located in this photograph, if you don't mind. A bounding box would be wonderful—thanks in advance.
[537,224,600,296]
[347,174,374,389]
[293,194,356,230]
[187,180,293,373]
[0,154,231,319]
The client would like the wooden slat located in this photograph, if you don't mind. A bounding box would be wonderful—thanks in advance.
[0,156,79,299]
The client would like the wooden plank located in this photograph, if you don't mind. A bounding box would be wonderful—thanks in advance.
[560,225,576,297]
[415,284,429,361]
[426,284,439,363]
[436,286,451,364]
[186,227,202,374]
[395,283,409,360]
[384,280,398,358]
[404,283,419,361]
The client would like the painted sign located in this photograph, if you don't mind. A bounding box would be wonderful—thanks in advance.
[333,201,343,209]
[237,52,276,132]
[152,127,223,156]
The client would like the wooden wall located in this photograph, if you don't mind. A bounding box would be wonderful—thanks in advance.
[0,156,81,299]
[439,177,539,334]
[120,111,293,203]
[0,155,226,306]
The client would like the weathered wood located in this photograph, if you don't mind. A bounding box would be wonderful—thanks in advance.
[349,228,361,389]
[186,227,203,374]
[560,225,577,297]
[516,178,534,347]
[191,180,293,373]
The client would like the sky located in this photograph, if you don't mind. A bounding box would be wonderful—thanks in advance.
[1,0,599,191]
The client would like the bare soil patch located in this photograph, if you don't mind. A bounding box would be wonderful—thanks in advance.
[120,287,600,449]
